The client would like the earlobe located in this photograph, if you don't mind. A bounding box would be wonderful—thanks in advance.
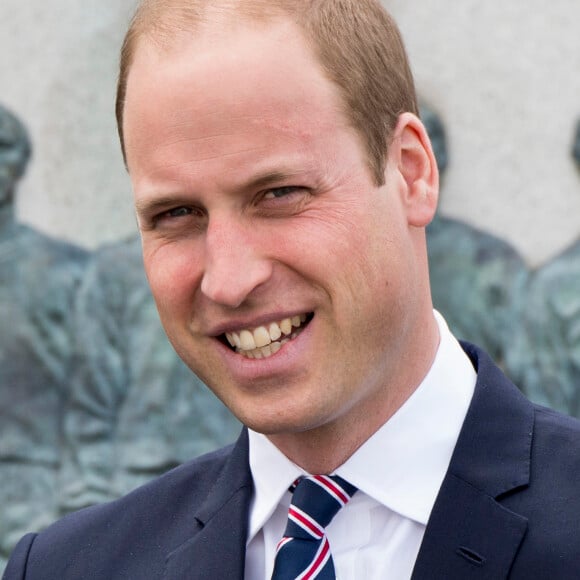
[390,112,439,227]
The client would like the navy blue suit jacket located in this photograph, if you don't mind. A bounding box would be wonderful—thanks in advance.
[4,344,580,579]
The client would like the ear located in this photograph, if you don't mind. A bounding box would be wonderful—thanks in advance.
[388,112,439,227]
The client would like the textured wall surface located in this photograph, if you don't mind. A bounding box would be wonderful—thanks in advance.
[1,1,580,265]
[0,0,139,248]
[388,1,580,266]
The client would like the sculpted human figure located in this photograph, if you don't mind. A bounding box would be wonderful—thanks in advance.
[5,3,580,579]
[523,241,580,415]
[422,105,529,379]
[0,104,88,569]
[518,122,580,416]
[428,216,529,380]
[60,235,241,512]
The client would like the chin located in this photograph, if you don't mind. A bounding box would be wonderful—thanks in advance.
[235,406,305,435]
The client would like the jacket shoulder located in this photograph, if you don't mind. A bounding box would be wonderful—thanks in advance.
[3,444,238,580]
[504,405,580,575]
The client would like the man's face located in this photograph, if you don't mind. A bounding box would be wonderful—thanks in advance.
[124,18,435,444]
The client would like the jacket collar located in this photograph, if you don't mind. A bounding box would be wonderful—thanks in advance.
[164,429,253,580]
[163,344,534,579]
[412,342,533,579]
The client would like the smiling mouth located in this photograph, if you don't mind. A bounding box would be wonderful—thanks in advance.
[222,313,313,359]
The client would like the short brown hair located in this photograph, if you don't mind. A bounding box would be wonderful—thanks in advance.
[115,0,418,184]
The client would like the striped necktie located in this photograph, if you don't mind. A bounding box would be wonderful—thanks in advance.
[271,474,357,580]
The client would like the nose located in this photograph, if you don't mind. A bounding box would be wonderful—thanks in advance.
[200,217,272,308]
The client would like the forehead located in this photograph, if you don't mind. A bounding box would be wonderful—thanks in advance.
[125,15,346,125]
[123,17,353,176]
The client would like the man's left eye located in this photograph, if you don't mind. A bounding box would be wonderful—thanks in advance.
[263,186,300,200]
[166,207,192,217]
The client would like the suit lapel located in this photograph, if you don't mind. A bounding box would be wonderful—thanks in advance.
[412,343,533,580]
[164,430,253,580]
[163,345,535,579]
[411,473,528,579]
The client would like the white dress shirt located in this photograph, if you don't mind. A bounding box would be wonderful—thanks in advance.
[244,311,476,579]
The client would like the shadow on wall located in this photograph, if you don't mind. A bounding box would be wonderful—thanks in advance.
[1,102,580,571]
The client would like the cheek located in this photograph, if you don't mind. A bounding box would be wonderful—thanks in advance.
[336,226,415,330]
[143,242,203,313]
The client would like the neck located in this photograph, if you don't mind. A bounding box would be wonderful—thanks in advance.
[268,310,441,474]
[268,420,384,474]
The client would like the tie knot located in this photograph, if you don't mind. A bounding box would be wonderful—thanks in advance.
[285,475,357,540]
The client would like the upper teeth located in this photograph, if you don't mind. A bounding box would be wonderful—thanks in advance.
[226,314,307,352]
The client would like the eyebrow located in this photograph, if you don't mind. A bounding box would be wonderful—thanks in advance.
[242,169,303,191]
[134,168,307,218]
[135,195,192,219]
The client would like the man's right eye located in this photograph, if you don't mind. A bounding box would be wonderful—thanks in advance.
[150,205,208,234]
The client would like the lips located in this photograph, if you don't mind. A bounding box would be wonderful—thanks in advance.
[224,314,310,359]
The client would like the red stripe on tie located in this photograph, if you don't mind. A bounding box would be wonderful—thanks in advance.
[276,536,293,553]
[301,537,331,580]
[289,506,324,538]
[313,475,349,504]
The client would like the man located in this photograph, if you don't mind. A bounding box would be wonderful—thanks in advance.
[4,1,580,578]
[0,104,88,570]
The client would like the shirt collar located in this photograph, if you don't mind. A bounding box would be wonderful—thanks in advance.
[247,311,476,541]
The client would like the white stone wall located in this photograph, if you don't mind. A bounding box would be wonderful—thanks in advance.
[0,0,139,248]
[1,0,579,266]
[387,1,580,267]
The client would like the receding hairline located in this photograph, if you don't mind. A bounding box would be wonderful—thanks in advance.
[127,0,299,51]
[117,1,304,154]
[117,0,418,184]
